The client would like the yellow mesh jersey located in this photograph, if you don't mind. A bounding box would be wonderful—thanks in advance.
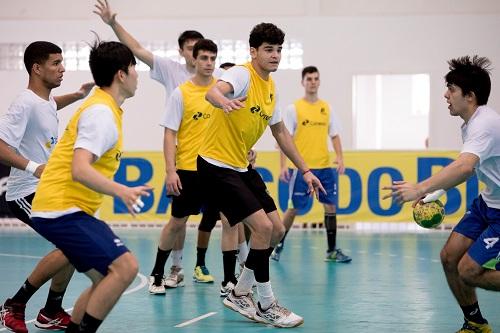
[176,79,216,171]
[199,62,276,168]
[32,88,123,216]
[291,99,331,169]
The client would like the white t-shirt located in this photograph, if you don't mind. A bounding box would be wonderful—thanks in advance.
[283,103,341,137]
[150,55,224,105]
[75,105,118,159]
[160,87,184,131]
[460,105,500,209]
[0,89,58,201]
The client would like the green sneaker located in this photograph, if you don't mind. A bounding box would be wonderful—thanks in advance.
[193,265,214,283]
[325,249,352,263]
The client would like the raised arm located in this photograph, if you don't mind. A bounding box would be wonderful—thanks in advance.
[94,0,154,68]
[54,82,94,110]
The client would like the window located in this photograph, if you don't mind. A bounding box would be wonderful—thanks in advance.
[0,40,303,71]
[353,74,430,149]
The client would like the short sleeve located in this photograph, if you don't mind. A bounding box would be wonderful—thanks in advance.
[282,104,297,135]
[218,66,250,98]
[75,104,118,158]
[461,128,493,162]
[328,104,341,137]
[160,88,184,131]
[0,95,32,149]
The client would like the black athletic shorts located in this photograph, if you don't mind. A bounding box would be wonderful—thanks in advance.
[7,193,35,226]
[170,170,205,218]
[197,156,276,226]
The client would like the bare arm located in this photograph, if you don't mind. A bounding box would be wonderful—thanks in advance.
[271,121,308,173]
[331,135,345,175]
[383,152,478,204]
[272,121,325,196]
[0,139,44,178]
[206,81,246,113]
[53,82,95,110]
[163,128,182,196]
[94,0,154,68]
[72,148,151,215]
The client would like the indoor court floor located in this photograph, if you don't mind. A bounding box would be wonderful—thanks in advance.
[0,227,498,333]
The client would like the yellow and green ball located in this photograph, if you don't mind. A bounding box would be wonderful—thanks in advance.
[413,200,445,229]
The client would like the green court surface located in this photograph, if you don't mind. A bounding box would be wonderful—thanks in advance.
[0,228,498,332]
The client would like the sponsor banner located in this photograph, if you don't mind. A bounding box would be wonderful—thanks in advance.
[100,151,481,224]
[0,164,13,217]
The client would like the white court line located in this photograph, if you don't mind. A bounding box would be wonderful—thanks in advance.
[0,251,148,332]
[0,253,43,259]
[174,312,217,328]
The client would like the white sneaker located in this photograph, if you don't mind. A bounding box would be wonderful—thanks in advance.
[254,301,304,328]
[222,290,256,321]
[148,275,166,295]
[164,265,185,288]
[220,281,235,297]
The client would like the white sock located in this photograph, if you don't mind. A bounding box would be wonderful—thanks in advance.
[234,267,255,296]
[238,242,249,264]
[256,281,275,310]
[172,250,183,268]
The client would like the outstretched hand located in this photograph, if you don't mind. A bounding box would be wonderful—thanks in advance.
[221,96,246,114]
[382,180,424,207]
[93,0,117,25]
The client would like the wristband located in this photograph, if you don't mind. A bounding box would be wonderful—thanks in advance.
[302,169,311,175]
[25,161,41,175]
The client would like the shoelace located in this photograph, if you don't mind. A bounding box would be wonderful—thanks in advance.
[268,302,291,316]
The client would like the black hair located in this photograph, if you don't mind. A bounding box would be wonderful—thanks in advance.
[302,66,319,80]
[192,39,218,59]
[178,30,204,49]
[220,62,235,69]
[88,38,136,88]
[445,55,492,105]
[249,23,285,49]
[23,41,62,75]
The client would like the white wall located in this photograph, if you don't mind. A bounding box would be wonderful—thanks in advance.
[1,2,499,151]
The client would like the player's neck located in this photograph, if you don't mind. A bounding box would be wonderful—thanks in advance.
[251,61,270,80]
[462,104,479,123]
[303,93,319,103]
[191,74,213,86]
[101,86,126,107]
[28,80,51,101]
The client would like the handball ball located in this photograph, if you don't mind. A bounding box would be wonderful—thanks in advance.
[413,200,445,229]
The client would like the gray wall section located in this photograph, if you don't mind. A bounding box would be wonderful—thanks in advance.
[0,6,499,151]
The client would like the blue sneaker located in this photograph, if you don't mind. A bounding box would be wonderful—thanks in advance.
[325,249,352,263]
[270,244,284,262]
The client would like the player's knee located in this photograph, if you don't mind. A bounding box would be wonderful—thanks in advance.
[253,219,273,237]
[273,222,286,240]
[440,246,458,271]
[458,256,482,286]
[113,253,139,284]
[170,218,186,233]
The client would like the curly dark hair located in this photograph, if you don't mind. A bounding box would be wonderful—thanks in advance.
[445,56,492,105]
[249,23,285,49]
